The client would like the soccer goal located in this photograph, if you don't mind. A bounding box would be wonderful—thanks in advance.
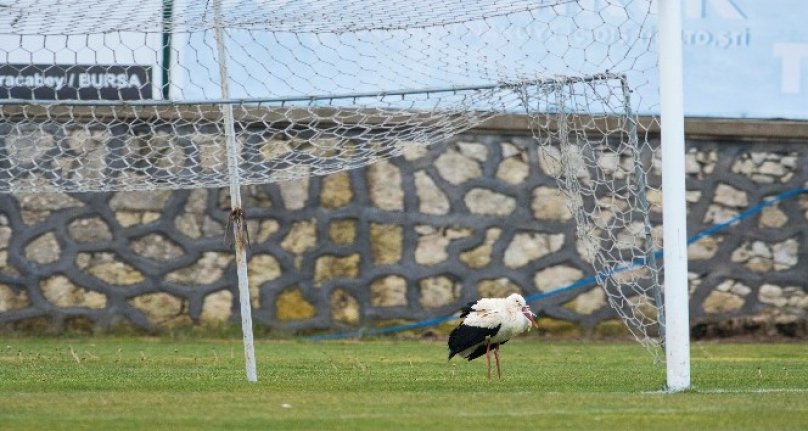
[0,0,689,390]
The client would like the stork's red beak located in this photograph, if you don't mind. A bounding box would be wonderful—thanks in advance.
[522,306,538,328]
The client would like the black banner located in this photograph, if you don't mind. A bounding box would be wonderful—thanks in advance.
[0,64,153,101]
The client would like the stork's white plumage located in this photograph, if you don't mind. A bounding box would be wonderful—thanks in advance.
[447,293,538,379]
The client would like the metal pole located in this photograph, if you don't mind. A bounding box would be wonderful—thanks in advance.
[658,0,690,392]
[161,0,173,100]
[214,0,258,382]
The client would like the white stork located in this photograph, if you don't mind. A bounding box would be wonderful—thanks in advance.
[447,293,538,380]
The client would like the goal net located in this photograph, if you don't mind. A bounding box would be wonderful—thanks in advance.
[523,75,663,357]
[0,0,666,365]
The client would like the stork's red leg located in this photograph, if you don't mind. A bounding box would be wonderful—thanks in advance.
[485,342,492,380]
[493,346,500,379]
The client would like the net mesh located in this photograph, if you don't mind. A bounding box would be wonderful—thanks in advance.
[0,86,518,192]
[523,75,663,357]
[0,0,664,356]
[3,0,573,34]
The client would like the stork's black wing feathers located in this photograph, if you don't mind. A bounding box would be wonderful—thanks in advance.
[458,301,477,318]
[464,339,509,361]
[447,323,501,360]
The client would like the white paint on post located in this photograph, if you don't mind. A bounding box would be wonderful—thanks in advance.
[214,0,258,383]
[658,0,691,392]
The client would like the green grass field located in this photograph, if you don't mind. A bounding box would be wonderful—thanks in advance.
[0,337,806,430]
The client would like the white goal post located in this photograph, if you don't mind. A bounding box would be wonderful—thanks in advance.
[658,0,691,392]
[0,0,690,390]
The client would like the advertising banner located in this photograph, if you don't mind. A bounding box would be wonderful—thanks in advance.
[682,0,808,119]
[0,64,152,100]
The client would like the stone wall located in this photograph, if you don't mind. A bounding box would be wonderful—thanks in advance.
[682,138,808,337]
[0,120,807,337]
